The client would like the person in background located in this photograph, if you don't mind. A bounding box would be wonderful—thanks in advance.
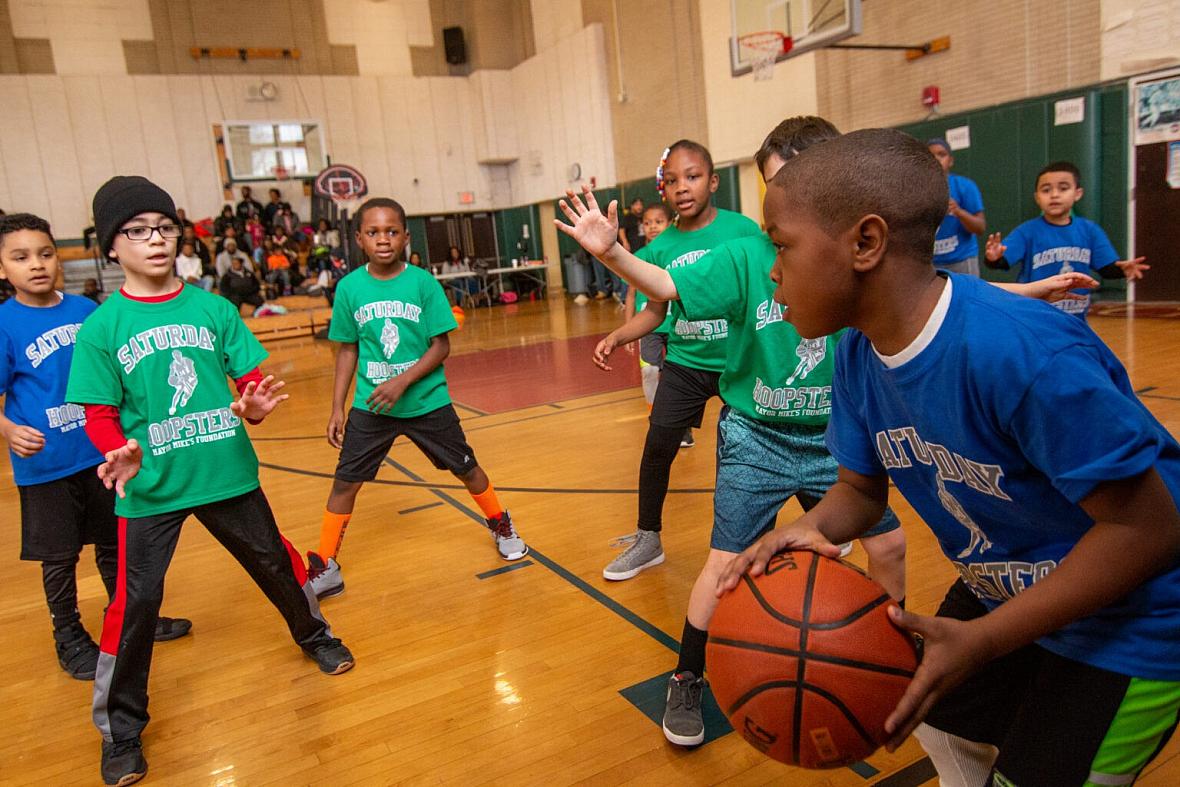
[81,278,103,304]
[176,240,214,292]
[236,185,263,223]
[927,138,986,276]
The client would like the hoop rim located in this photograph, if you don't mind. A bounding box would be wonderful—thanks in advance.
[737,30,789,54]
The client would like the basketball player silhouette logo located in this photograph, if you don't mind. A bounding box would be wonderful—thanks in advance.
[380,319,399,359]
[167,350,198,415]
[936,475,993,558]
[786,338,826,385]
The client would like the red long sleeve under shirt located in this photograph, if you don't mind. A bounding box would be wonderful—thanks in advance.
[82,285,265,455]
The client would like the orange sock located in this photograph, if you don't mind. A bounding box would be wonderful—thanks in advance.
[471,484,504,520]
[318,511,352,560]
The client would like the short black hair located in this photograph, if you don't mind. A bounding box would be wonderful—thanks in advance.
[643,203,673,222]
[0,212,55,250]
[667,139,714,175]
[770,128,947,260]
[754,116,841,173]
[354,197,407,228]
[629,196,644,205]
[1037,161,1081,187]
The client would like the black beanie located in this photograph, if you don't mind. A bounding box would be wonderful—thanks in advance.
[92,176,180,258]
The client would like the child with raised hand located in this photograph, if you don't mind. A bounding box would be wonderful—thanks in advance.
[0,212,192,686]
[561,140,763,582]
[985,160,1148,317]
[304,198,527,601]
[718,130,1180,787]
[66,176,353,787]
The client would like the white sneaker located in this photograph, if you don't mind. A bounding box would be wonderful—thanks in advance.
[487,511,529,560]
[307,552,345,599]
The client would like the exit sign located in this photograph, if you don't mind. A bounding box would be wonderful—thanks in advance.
[458,191,475,204]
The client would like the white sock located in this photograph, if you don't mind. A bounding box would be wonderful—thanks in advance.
[914,722,998,787]
[641,365,660,405]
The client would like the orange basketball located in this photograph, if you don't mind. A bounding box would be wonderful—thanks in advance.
[706,550,917,768]
[451,305,466,330]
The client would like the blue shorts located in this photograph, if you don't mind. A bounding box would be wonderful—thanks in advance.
[711,406,900,553]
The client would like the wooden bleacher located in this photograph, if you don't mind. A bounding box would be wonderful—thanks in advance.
[243,294,333,342]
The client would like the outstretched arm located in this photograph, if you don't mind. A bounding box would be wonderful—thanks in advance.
[555,186,678,301]
[991,272,1098,303]
[593,301,668,371]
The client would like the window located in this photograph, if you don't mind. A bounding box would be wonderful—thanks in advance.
[224,121,325,180]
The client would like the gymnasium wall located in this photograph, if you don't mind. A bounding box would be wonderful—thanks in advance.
[0,23,615,238]
[815,0,1103,131]
[1101,0,1180,79]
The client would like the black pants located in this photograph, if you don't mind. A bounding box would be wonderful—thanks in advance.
[92,488,336,743]
[43,549,117,634]
[638,361,721,532]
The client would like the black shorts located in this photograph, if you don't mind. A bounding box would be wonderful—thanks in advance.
[334,404,479,482]
[639,333,667,368]
[924,580,1180,786]
[19,465,117,562]
[649,360,721,430]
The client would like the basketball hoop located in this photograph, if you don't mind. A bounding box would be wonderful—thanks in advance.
[738,31,792,81]
[272,164,290,181]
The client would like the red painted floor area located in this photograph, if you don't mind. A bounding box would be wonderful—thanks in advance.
[445,334,642,413]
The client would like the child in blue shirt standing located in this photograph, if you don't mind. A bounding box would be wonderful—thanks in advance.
[721,130,1180,787]
[927,138,986,276]
[985,160,1149,317]
[0,213,191,684]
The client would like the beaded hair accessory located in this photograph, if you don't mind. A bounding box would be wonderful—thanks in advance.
[656,146,672,198]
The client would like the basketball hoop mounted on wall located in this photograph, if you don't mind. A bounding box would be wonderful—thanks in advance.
[737,31,792,81]
[313,164,368,203]
[271,164,290,181]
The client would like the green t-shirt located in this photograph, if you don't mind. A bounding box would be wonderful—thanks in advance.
[65,285,268,517]
[329,264,457,418]
[643,209,762,372]
[633,245,670,335]
[670,234,842,426]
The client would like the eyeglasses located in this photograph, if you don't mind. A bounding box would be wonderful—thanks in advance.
[117,224,183,242]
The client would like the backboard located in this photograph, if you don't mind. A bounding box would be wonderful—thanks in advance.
[730,0,861,76]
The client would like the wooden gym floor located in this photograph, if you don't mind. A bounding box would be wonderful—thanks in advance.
[2,294,1179,785]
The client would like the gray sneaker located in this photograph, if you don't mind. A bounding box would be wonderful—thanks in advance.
[487,511,528,560]
[603,530,665,581]
[307,552,344,599]
[662,671,706,746]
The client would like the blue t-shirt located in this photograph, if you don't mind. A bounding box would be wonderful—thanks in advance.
[826,273,1180,680]
[0,294,103,485]
[1002,216,1119,317]
[932,173,983,266]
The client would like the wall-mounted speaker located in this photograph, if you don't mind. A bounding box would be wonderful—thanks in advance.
[443,26,467,65]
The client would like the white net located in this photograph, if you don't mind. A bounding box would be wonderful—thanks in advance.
[739,32,784,81]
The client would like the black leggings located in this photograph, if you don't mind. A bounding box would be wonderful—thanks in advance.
[42,547,118,633]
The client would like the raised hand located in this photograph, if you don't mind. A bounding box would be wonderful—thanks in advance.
[1022,272,1099,303]
[1,422,45,457]
[1115,256,1149,281]
[98,439,143,499]
[882,608,995,751]
[231,375,288,422]
[715,522,844,596]
[592,332,621,371]
[555,185,620,258]
[984,232,1006,262]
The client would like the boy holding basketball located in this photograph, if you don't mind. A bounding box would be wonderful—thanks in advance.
[67,176,354,786]
[304,197,527,601]
[720,130,1180,786]
[984,160,1149,317]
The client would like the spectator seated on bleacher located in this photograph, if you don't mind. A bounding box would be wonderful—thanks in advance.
[216,239,254,279]
[180,224,214,279]
[215,224,251,256]
[177,241,215,292]
[220,254,265,317]
[213,204,242,240]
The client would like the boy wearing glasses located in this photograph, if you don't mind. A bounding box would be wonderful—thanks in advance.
[66,177,354,786]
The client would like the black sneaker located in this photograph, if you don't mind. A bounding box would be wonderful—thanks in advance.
[55,626,100,681]
[101,737,147,786]
[305,638,355,675]
[680,429,695,448]
[154,616,192,642]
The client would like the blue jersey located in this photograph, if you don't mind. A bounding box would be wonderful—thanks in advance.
[1002,216,1119,317]
[0,294,103,485]
[932,173,983,266]
[826,273,1180,680]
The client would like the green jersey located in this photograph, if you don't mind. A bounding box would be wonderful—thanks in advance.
[643,209,762,372]
[330,264,457,418]
[670,234,842,426]
[633,245,670,335]
[65,285,268,517]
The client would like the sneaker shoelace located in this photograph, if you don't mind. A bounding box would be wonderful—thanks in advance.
[609,532,638,549]
[489,517,516,539]
[110,738,142,756]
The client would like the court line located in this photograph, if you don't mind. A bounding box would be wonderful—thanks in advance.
[476,560,535,579]
[1142,392,1180,402]
[453,401,489,417]
[870,756,936,786]
[258,461,712,495]
[378,456,682,652]
[398,501,444,515]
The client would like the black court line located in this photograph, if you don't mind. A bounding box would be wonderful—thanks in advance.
[398,501,443,515]
[548,403,564,409]
[453,401,489,417]
[476,560,535,579]
[1143,392,1180,402]
[1136,386,1157,394]
[379,455,681,653]
[258,461,712,495]
[871,756,936,786]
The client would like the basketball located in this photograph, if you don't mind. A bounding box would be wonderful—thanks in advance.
[451,305,466,329]
[706,550,918,768]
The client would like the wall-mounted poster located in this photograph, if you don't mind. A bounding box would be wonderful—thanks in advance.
[1135,75,1180,145]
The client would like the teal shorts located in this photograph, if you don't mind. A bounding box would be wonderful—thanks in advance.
[711,406,900,553]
